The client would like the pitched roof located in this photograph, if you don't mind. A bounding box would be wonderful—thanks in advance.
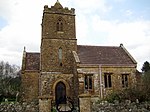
[25,53,40,71]
[54,0,63,9]
[77,45,136,65]
[23,45,136,70]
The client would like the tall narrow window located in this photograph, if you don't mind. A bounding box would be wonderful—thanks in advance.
[84,74,93,90]
[56,18,63,31]
[122,74,129,88]
[58,48,62,66]
[104,73,112,88]
[60,23,63,31]
[57,23,59,31]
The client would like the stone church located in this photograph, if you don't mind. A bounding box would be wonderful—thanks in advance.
[21,1,137,111]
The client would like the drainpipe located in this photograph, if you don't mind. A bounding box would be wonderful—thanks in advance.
[99,65,103,99]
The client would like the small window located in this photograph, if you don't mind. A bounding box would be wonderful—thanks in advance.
[60,23,63,31]
[104,73,112,88]
[122,74,129,88]
[85,74,93,90]
[58,48,62,66]
[57,23,59,31]
[56,18,63,31]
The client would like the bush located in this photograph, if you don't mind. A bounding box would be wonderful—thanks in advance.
[51,108,57,112]
[119,87,144,102]
[105,70,150,103]
[0,77,21,102]
[105,86,150,103]
[105,92,121,103]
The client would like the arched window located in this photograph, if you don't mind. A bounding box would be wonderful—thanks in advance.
[56,18,63,31]
[58,47,62,66]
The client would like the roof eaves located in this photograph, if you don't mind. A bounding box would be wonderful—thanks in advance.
[78,63,136,68]
[24,70,40,72]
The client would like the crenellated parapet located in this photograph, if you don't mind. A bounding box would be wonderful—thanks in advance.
[43,2,75,15]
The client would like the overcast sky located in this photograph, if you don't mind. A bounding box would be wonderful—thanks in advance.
[0,0,150,71]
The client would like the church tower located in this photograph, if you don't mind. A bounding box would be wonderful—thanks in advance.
[39,0,78,108]
[41,1,77,73]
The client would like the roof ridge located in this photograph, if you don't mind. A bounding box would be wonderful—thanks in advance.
[77,45,119,48]
[26,52,40,54]
[77,44,137,65]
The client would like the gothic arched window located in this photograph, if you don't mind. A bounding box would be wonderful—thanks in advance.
[57,18,63,31]
[58,47,62,66]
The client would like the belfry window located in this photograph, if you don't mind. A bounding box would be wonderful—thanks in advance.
[85,74,93,90]
[56,18,63,31]
[104,73,112,88]
[58,48,62,66]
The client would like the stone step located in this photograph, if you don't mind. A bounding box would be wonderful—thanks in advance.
[58,104,72,112]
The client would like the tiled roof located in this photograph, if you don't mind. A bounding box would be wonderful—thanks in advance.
[25,53,40,71]
[77,45,136,65]
[24,45,136,70]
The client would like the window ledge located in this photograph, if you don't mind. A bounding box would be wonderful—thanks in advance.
[57,31,64,34]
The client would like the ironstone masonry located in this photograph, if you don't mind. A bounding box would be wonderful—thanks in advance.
[21,1,138,112]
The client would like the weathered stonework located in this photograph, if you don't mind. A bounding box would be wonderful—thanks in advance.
[39,73,73,98]
[91,100,150,112]
[1,101,150,112]
[78,65,136,98]
[79,94,91,112]
[21,1,138,112]
[39,1,79,111]
[21,71,39,102]
[39,96,52,112]
[40,39,77,73]
[41,2,77,74]
[0,102,39,112]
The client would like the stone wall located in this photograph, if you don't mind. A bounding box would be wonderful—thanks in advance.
[39,97,52,112]
[40,73,73,99]
[1,100,150,112]
[21,71,39,102]
[0,102,38,112]
[78,65,136,98]
[40,39,77,73]
[92,100,150,112]
[41,3,77,74]
[79,94,91,112]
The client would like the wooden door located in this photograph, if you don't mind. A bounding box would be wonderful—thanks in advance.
[55,82,66,104]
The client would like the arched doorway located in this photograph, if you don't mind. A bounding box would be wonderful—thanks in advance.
[55,81,66,104]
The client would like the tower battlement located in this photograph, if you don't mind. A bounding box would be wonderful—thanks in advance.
[44,3,75,15]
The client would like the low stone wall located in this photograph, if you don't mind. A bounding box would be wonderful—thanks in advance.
[0,101,38,112]
[1,100,150,112]
[92,100,150,112]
